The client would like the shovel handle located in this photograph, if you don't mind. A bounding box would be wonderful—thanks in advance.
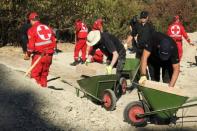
[24,55,43,77]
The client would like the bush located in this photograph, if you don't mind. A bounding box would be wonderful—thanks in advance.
[0,0,196,46]
[147,0,197,33]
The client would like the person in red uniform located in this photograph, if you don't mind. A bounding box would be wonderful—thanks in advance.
[87,18,104,63]
[70,19,88,66]
[167,15,194,60]
[27,12,56,87]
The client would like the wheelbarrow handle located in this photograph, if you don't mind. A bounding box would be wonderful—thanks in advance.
[61,79,103,103]
[137,103,197,118]
[24,54,44,77]
[131,64,140,82]
[133,81,197,118]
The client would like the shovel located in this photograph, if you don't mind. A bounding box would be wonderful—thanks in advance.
[24,54,43,77]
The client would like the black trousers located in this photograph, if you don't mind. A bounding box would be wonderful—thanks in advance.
[148,62,173,83]
[116,57,126,79]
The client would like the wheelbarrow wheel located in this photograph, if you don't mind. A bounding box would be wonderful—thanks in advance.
[119,77,127,95]
[124,101,148,127]
[102,89,117,111]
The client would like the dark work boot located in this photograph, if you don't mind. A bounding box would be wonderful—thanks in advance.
[80,58,86,64]
[70,60,80,66]
[81,61,85,64]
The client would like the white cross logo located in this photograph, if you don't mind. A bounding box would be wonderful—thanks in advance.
[37,25,52,40]
[171,25,180,35]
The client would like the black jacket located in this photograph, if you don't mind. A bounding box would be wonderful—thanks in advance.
[131,22,155,49]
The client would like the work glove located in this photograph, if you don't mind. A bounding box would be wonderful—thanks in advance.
[85,59,91,66]
[106,65,112,74]
[138,76,147,85]
[124,44,128,50]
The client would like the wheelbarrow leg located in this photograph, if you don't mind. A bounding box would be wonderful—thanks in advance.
[76,88,80,97]
[137,88,149,116]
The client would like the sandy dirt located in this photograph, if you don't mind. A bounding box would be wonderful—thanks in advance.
[0,33,197,131]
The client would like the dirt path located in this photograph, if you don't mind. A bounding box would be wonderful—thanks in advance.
[0,32,197,131]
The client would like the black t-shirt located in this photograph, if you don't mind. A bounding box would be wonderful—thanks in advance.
[144,32,179,65]
[131,22,154,48]
[90,32,126,58]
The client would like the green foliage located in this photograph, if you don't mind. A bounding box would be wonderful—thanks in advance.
[147,0,197,33]
[83,0,143,38]
[0,0,196,46]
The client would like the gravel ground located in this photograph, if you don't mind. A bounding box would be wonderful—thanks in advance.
[0,33,197,130]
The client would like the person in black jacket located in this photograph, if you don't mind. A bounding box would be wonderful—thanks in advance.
[131,11,155,58]
[86,30,126,79]
[20,19,31,60]
[139,32,180,88]
[124,15,138,53]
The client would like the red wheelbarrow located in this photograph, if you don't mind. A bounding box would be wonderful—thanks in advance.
[123,80,197,127]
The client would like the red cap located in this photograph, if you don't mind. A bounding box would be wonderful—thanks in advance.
[75,19,81,24]
[174,15,180,21]
[93,19,103,31]
[29,12,38,20]
[75,19,82,26]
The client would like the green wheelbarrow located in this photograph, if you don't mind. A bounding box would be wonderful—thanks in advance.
[62,74,118,111]
[63,58,140,111]
[118,58,140,95]
[123,80,197,127]
[77,74,118,111]
[77,58,140,111]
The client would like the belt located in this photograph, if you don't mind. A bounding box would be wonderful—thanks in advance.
[175,39,182,42]
[77,38,86,40]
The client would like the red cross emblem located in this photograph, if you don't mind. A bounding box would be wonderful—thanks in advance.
[37,25,52,40]
[171,25,180,35]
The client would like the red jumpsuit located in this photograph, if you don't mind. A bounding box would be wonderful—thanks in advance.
[167,21,190,60]
[89,47,103,63]
[89,19,104,63]
[28,21,56,87]
[74,20,88,62]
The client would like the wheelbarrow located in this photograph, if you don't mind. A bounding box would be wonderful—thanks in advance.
[123,80,197,127]
[77,74,118,111]
[118,58,140,95]
[62,58,140,111]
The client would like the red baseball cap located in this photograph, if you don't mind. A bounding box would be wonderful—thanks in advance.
[29,12,38,20]
[93,19,103,30]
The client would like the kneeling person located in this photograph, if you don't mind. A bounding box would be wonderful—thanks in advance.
[86,30,126,78]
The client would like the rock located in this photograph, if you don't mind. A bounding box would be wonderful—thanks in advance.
[64,106,73,112]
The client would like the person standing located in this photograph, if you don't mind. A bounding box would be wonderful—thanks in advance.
[70,19,88,66]
[131,11,155,59]
[124,15,138,53]
[27,12,56,87]
[167,15,194,60]
[20,18,31,60]
[139,32,180,88]
[86,30,126,78]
